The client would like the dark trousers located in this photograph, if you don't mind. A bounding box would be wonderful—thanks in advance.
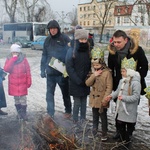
[117,119,136,142]
[92,108,108,133]
[46,75,71,116]
[73,96,87,121]
[0,80,7,108]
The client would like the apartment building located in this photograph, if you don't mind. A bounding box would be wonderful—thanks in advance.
[77,0,120,35]
[114,0,150,29]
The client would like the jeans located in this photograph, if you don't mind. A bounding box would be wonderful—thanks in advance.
[73,96,87,122]
[92,108,108,133]
[46,75,71,116]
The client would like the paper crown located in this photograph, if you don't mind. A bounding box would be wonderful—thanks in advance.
[91,46,104,60]
[144,86,150,99]
[121,57,137,70]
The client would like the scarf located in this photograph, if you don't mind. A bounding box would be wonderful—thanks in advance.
[116,40,130,63]
[115,78,130,118]
[78,42,89,52]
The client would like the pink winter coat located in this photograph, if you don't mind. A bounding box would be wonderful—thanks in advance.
[4,53,31,96]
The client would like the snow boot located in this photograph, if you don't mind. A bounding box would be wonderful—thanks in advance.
[21,105,28,121]
[15,104,22,119]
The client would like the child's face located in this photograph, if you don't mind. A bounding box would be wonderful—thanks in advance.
[79,38,87,43]
[11,52,19,56]
[93,63,102,71]
[121,68,127,78]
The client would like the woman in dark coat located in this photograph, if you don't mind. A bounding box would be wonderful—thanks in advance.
[66,29,91,123]
[0,67,7,115]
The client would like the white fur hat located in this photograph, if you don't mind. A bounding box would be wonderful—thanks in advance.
[10,44,21,53]
[74,29,88,40]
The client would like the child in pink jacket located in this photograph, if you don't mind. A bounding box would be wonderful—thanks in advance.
[4,44,31,121]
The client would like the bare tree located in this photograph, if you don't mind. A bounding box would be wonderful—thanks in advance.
[67,8,78,26]
[18,0,56,22]
[3,0,18,23]
[34,7,46,22]
[18,0,39,22]
[91,0,117,43]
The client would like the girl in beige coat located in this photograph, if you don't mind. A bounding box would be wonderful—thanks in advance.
[86,55,113,141]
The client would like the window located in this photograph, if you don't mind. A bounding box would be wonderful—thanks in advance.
[93,13,96,18]
[109,12,112,17]
[138,6,142,13]
[93,5,96,10]
[124,17,129,23]
[84,7,86,11]
[117,17,120,24]
[88,21,90,25]
[93,21,95,25]
[141,16,144,24]
[80,7,82,11]
[84,21,86,25]
[100,12,102,17]
[117,8,121,13]
[135,16,138,23]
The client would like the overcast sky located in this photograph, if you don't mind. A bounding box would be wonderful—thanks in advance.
[49,0,79,13]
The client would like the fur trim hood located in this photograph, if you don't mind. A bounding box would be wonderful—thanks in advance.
[108,37,139,55]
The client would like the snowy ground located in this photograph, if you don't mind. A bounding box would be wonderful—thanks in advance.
[0,45,150,149]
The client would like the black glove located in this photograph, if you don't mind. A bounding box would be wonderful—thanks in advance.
[40,72,46,78]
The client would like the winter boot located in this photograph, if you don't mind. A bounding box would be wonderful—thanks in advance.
[21,105,28,121]
[15,104,22,119]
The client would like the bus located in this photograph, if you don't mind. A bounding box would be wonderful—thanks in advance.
[3,22,48,43]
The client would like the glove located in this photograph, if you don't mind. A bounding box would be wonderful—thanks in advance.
[12,56,18,61]
[40,72,46,78]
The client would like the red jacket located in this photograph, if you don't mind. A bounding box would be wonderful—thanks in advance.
[4,53,31,96]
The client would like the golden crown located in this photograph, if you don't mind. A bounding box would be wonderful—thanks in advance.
[91,46,104,60]
[121,57,137,70]
[144,86,150,99]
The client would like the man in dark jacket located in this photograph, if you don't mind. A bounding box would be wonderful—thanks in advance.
[108,30,148,139]
[40,20,72,118]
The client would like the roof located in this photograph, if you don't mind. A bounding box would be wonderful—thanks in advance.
[78,0,92,5]
[78,0,103,5]
[114,5,133,16]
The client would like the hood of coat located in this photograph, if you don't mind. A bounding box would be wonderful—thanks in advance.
[126,68,141,82]
[108,36,139,55]
[47,20,61,37]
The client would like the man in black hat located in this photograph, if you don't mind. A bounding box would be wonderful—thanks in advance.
[40,20,72,118]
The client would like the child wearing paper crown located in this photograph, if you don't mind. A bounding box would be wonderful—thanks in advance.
[106,57,141,147]
[85,46,113,141]
[4,44,32,121]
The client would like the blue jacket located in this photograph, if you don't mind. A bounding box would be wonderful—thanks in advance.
[41,34,70,76]
[41,20,70,76]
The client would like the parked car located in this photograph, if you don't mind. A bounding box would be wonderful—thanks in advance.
[12,37,32,48]
[30,36,47,50]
